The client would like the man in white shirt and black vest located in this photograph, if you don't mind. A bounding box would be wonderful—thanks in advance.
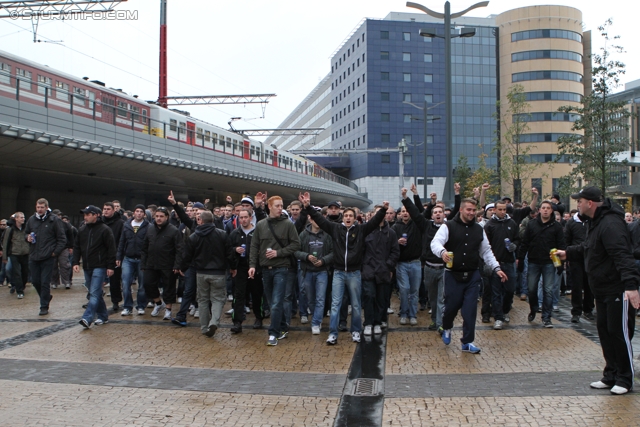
[431,197,507,354]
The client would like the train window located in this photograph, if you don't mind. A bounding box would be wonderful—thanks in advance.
[73,87,86,105]
[212,133,218,144]
[117,101,128,117]
[197,127,203,139]
[250,146,255,156]
[233,140,238,151]
[37,75,51,95]
[170,119,177,131]
[142,109,147,124]
[16,68,32,90]
[131,105,140,121]
[88,91,95,109]
[204,130,210,142]
[56,81,69,100]
[0,63,10,84]
[226,137,231,148]
[179,122,186,134]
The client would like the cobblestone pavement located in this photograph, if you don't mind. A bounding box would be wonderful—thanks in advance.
[0,279,638,425]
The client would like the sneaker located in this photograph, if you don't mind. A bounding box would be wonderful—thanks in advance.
[553,305,559,312]
[461,342,481,354]
[226,308,234,316]
[65,284,71,289]
[437,326,444,336]
[147,302,154,308]
[326,335,337,345]
[481,315,490,323]
[410,318,417,326]
[428,322,437,330]
[230,322,242,334]
[189,305,196,316]
[364,325,372,336]
[400,317,408,325]
[442,329,451,345]
[263,309,270,318]
[245,306,250,314]
[537,306,542,313]
[387,307,394,314]
[17,293,24,299]
[565,289,572,295]
[163,309,171,320]
[420,303,427,311]
[137,308,145,315]
[227,294,233,301]
[278,331,288,340]
[543,320,553,328]
[94,319,108,325]
[51,284,57,289]
[9,287,15,294]
[583,312,595,321]
[428,308,432,314]
[301,316,309,324]
[267,335,278,346]
[79,319,90,328]
[38,308,48,316]
[311,325,321,335]
[351,331,361,343]
[373,325,382,334]
[120,308,131,316]
[571,314,580,323]
[253,319,263,329]
[520,294,527,301]
[205,324,217,337]
[171,318,187,327]
[611,385,630,395]
[504,314,510,323]
[380,321,388,329]
[151,302,166,317]
[339,322,348,332]
[494,320,503,330]
[528,312,536,322]
[193,309,199,318]
[590,381,613,389]
[326,310,330,317]
[177,297,182,303]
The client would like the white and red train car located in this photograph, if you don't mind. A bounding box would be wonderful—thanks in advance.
[0,49,340,182]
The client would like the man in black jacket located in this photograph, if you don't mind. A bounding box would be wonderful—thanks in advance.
[564,211,594,323]
[73,205,116,328]
[395,187,428,326]
[484,200,519,330]
[50,209,73,290]
[103,202,125,312]
[25,198,67,316]
[181,211,236,337]
[141,206,184,321]
[517,200,565,328]
[299,192,388,345]
[556,187,640,395]
[116,205,150,316]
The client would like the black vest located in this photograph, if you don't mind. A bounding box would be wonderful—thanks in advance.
[444,215,484,272]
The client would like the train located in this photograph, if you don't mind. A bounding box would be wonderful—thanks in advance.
[0,49,340,182]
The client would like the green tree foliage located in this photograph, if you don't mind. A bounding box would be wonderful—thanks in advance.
[453,154,471,195]
[463,153,500,200]
[556,19,632,197]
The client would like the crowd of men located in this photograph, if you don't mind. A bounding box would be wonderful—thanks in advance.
[1,183,639,395]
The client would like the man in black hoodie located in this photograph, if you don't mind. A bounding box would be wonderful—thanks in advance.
[116,205,150,316]
[73,205,116,328]
[181,211,236,338]
[102,202,125,312]
[556,187,640,395]
[517,200,565,328]
[25,198,67,316]
[564,210,594,323]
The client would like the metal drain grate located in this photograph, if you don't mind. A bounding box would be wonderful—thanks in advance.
[353,378,378,396]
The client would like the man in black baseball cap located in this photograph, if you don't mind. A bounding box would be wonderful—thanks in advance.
[80,205,102,215]
[570,186,603,202]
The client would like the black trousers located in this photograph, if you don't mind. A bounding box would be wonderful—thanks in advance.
[144,269,177,304]
[109,266,122,305]
[480,275,492,317]
[9,254,29,293]
[233,269,263,323]
[595,293,636,390]
[569,261,594,316]
[362,278,387,327]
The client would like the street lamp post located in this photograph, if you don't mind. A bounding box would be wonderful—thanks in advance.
[407,1,489,206]
[398,138,407,195]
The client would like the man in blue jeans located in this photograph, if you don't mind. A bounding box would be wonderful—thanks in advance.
[517,200,566,328]
[73,205,116,328]
[299,192,389,345]
[116,205,149,316]
[249,196,300,346]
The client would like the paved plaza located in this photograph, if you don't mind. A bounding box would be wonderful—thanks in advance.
[0,278,637,426]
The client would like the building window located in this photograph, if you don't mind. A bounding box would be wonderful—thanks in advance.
[425,94,433,103]
[512,50,582,63]
[381,30,389,39]
[404,114,412,123]
[381,92,390,101]
[362,73,365,82]
[381,113,390,122]
[381,72,389,81]
[424,74,433,83]
[427,135,434,144]
[403,32,411,41]
[511,29,582,43]
[405,155,412,164]
[381,51,390,60]
[382,134,390,143]
[362,113,365,122]
[424,54,433,62]
[513,112,580,122]
[382,154,391,163]
[512,70,582,83]
[403,52,411,61]
[403,134,412,143]
[531,178,542,196]
[0,62,10,84]
[403,73,411,82]
[427,156,434,164]
[423,37,432,43]
[525,91,582,103]
[403,93,411,102]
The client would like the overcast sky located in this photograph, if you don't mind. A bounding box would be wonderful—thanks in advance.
[0,1,636,140]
